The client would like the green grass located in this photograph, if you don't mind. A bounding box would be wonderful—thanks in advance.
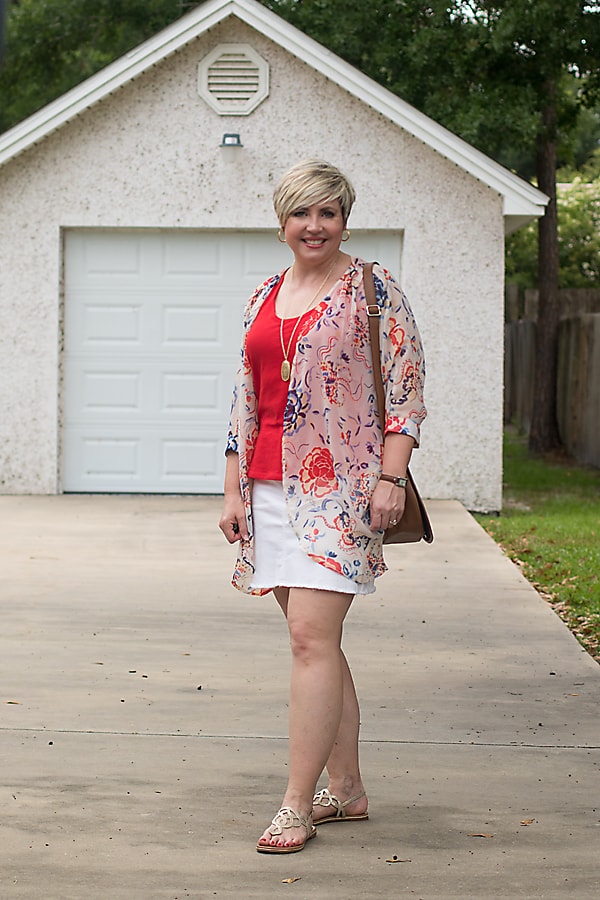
[475,428,600,663]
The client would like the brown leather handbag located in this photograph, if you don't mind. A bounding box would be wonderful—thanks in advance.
[363,262,433,544]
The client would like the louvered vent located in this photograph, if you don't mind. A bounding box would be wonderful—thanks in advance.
[198,44,269,116]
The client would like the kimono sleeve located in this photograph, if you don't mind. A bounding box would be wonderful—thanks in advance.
[374,264,427,446]
[225,369,241,455]
[225,297,253,455]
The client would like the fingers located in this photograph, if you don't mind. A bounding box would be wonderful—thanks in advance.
[223,520,248,543]
[369,481,406,532]
[219,491,249,543]
[218,513,248,544]
[370,512,402,533]
[230,520,249,542]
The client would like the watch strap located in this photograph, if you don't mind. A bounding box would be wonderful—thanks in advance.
[380,473,408,489]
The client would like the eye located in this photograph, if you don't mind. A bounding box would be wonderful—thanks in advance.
[291,209,307,217]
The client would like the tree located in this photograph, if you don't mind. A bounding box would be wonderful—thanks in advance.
[474,2,600,454]
[261,1,600,453]
[0,0,8,66]
[0,0,195,132]
[507,175,600,289]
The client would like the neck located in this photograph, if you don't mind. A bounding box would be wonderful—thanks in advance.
[291,251,348,283]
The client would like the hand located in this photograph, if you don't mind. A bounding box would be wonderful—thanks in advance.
[369,479,406,533]
[219,493,248,543]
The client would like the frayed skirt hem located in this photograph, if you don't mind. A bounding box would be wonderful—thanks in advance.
[249,480,375,596]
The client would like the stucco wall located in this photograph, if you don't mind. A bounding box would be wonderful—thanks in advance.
[0,17,504,509]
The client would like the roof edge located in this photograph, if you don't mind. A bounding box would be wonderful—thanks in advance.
[0,0,236,166]
[0,0,549,219]
[232,0,548,216]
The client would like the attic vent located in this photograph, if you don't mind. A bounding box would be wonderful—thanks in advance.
[198,44,269,116]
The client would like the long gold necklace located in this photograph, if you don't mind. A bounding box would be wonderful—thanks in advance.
[279,257,338,382]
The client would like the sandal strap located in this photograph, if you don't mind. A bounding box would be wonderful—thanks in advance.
[266,806,313,837]
[313,788,366,817]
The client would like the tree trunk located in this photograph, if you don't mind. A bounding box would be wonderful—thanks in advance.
[529,95,561,454]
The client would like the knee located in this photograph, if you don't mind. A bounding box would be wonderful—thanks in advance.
[287,620,338,663]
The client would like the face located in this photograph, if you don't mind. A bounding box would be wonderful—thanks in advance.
[282,199,345,267]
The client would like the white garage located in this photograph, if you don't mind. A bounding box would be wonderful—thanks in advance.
[62,229,400,492]
[0,0,547,509]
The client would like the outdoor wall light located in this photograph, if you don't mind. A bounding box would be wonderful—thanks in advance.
[220,133,243,147]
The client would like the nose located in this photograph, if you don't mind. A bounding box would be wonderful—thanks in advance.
[305,213,322,231]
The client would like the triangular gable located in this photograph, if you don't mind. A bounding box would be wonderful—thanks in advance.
[0,0,547,230]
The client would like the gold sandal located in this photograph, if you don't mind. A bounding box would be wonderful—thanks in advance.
[256,806,317,854]
[312,788,369,825]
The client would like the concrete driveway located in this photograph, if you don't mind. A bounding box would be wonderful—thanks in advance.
[1,495,599,899]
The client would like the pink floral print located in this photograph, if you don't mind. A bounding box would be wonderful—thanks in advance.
[226,258,426,595]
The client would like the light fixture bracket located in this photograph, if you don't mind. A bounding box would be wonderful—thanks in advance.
[221,133,243,148]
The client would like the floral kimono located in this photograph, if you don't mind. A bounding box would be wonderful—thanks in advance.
[226,257,426,595]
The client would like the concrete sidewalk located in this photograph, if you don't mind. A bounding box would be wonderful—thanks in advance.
[1,495,598,899]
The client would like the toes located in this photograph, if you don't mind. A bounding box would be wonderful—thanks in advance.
[257,834,277,847]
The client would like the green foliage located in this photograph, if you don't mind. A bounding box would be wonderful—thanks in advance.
[0,0,194,133]
[561,145,600,182]
[559,176,600,286]
[506,175,600,288]
[505,220,539,290]
[476,429,600,661]
[261,1,600,179]
[568,105,600,171]
[3,0,600,181]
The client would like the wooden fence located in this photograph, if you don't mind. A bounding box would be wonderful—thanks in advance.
[504,288,600,467]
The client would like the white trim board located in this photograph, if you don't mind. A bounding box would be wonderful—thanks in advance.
[0,0,547,229]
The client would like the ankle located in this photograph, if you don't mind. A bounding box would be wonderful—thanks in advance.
[281,792,313,820]
[326,775,364,799]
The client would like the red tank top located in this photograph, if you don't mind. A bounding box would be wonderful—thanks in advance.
[246,275,314,480]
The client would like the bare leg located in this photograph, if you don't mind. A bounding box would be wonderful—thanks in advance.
[257,587,353,850]
[312,650,368,822]
[272,592,368,825]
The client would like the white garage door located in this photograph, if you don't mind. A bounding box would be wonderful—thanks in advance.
[63,229,401,493]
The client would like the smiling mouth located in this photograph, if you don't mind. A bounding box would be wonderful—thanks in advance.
[304,238,326,246]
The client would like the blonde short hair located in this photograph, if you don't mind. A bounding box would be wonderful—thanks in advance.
[273,159,356,227]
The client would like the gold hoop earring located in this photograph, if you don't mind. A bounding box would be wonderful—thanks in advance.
[277,229,286,243]
[342,229,350,242]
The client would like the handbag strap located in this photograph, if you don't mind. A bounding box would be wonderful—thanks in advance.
[363,262,386,431]
[363,262,434,544]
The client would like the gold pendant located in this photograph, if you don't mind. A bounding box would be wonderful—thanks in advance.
[281,359,291,381]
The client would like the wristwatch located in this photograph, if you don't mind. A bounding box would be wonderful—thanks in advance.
[380,473,408,489]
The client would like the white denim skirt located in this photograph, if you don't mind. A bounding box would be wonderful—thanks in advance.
[249,480,375,595]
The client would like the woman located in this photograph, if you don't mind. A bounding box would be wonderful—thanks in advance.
[219,159,426,854]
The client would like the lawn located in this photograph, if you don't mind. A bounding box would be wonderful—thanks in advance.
[475,428,600,663]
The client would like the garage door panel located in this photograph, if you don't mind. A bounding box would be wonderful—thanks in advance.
[161,438,219,481]
[64,427,224,491]
[162,304,221,345]
[242,234,291,276]
[161,372,220,415]
[83,371,141,412]
[162,232,221,276]
[84,437,139,479]
[65,362,141,418]
[67,233,144,283]
[63,432,141,483]
[84,236,142,278]
[83,303,142,344]
[66,361,233,421]
[69,293,243,355]
[63,229,402,492]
